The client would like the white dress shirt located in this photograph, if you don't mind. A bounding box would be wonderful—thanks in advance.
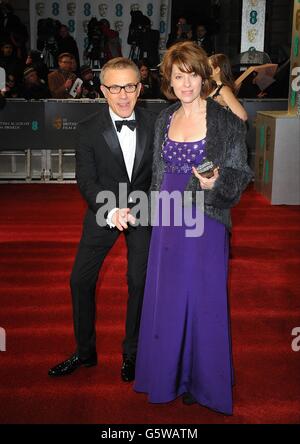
[106,108,136,227]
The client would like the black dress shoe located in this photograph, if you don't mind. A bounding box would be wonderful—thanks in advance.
[121,355,136,382]
[48,353,97,377]
[182,392,197,405]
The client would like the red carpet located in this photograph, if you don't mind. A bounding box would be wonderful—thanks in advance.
[0,184,299,424]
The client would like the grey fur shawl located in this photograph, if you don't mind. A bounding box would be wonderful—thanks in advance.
[150,97,253,229]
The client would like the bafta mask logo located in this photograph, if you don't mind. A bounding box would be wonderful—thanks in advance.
[67,2,76,16]
[98,3,108,17]
[35,2,45,17]
[53,116,63,130]
[114,21,124,33]
[130,4,140,12]
[160,3,167,18]
[82,20,89,33]
[159,38,166,50]
[247,29,257,43]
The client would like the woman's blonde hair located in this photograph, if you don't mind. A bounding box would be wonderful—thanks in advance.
[160,41,212,100]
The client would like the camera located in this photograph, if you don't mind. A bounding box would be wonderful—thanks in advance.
[84,17,107,66]
[37,18,61,67]
[127,11,159,66]
[127,10,148,47]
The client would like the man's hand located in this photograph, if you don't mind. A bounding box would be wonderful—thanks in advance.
[64,79,73,89]
[112,208,136,231]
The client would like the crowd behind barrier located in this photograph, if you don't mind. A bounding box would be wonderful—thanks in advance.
[1,4,291,102]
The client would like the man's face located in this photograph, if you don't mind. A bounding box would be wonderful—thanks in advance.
[100,67,141,118]
[83,70,93,81]
[2,44,13,56]
[59,26,69,38]
[114,21,123,32]
[177,17,187,26]
[70,58,77,72]
[26,71,39,84]
[197,26,206,37]
[59,56,73,72]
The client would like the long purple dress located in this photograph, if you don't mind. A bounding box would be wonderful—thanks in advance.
[134,116,234,415]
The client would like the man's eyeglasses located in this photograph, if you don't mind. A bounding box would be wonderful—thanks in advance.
[102,83,139,94]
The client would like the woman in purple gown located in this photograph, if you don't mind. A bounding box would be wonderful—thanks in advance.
[134,41,252,415]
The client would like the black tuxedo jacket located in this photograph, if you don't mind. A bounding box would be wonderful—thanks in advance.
[76,104,156,236]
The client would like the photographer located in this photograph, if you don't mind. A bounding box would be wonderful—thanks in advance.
[194,23,213,56]
[79,64,100,99]
[21,66,51,100]
[166,16,192,49]
[37,18,61,68]
[57,24,80,70]
[0,39,24,80]
[85,18,121,68]
[25,49,49,84]
[127,10,145,59]
[0,3,28,62]
[127,11,159,67]
[48,52,78,98]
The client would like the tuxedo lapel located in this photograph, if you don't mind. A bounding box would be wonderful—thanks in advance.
[101,108,129,180]
[131,107,148,183]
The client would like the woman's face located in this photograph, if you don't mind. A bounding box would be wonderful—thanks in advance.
[140,65,149,80]
[170,64,202,103]
[209,60,219,80]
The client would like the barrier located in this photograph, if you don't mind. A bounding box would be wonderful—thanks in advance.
[0,99,169,151]
[0,99,288,179]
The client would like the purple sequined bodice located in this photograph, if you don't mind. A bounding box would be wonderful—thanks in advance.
[162,114,207,174]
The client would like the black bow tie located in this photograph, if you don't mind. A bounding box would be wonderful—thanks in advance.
[115,119,137,132]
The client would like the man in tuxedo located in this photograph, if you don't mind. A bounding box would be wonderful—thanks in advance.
[194,24,213,56]
[48,57,156,382]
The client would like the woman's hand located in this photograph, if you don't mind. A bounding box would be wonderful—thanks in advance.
[192,166,219,190]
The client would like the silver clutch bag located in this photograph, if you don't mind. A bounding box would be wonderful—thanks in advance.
[196,160,216,178]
